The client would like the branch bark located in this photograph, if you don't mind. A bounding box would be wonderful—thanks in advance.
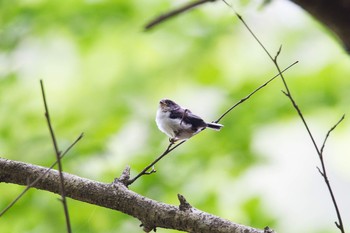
[0,157,266,233]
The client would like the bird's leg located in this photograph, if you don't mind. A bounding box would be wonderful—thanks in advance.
[180,109,189,125]
[169,137,177,143]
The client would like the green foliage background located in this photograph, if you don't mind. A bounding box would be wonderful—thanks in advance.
[1,0,349,233]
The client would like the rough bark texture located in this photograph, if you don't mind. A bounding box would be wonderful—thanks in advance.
[289,0,350,53]
[0,158,265,233]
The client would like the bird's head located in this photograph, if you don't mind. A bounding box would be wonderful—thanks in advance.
[159,99,180,111]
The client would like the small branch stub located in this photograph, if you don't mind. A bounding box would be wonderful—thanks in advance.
[114,165,131,187]
[264,226,275,233]
[140,223,157,233]
[178,194,192,211]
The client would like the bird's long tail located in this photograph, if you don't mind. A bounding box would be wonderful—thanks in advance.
[206,122,223,131]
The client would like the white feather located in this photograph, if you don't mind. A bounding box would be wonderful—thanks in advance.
[156,108,192,139]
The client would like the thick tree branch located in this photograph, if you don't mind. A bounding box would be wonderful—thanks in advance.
[0,157,266,233]
[289,0,350,53]
[0,133,83,217]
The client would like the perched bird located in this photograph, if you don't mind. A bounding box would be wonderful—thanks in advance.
[156,99,223,142]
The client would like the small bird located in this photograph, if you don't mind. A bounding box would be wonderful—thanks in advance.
[156,99,223,142]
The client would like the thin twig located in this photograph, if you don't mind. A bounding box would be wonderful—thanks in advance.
[137,0,298,188]
[228,6,345,232]
[127,63,297,185]
[0,133,83,217]
[320,115,345,155]
[127,141,185,186]
[145,0,217,30]
[40,80,72,233]
[214,61,298,123]
[318,115,345,231]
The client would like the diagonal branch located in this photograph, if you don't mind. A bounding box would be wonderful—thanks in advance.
[144,0,350,54]
[40,80,72,233]
[0,158,266,233]
[214,61,298,123]
[125,141,185,186]
[126,62,297,186]
[0,133,83,217]
[145,0,218,30]
[229,7,346,233]
[318,115,345,231]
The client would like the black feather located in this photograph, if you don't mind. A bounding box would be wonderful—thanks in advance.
[169,109,207,130]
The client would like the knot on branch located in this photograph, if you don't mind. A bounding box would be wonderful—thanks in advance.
[178,193,192,211]
[113,165,131,187]
[140,223,156,232]
[264,226,275,233]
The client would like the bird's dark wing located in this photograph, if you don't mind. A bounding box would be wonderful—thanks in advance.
[169,108,207,130]
[169,108,186,119]
[184,112,207,129]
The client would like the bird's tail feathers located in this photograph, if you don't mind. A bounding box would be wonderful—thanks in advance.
[206,122,223,131]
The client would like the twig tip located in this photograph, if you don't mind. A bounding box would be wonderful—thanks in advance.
[274,45,282,61]
[335,221,340,228]
[316,166,325,177]
[78,132,84,139]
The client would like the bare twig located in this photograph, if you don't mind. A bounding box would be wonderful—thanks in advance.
[229,7,345,233]
[320,115,345,155]
[127,141,184,186]
[126,63,296,186]
[318,115,345,231]
[40,80,72,233]
[145,0,217,30]
[0,133,83,217]
[214,61,298,123]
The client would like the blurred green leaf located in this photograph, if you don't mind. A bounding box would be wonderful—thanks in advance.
[0,1,349,233]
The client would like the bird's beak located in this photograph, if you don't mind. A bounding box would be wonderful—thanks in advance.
[159,100,166,107]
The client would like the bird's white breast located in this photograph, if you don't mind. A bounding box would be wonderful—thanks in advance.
[156,108,193,138]
[156,109,177,138]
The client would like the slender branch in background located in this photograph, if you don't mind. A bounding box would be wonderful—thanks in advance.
[0,133,83,217]
[214,61,298,123]
[40,80,72,233]
[144,3,345,232]
[126,63,297,186]
[226,5,346,232]
[145,0,217,30]
[317,115,345,231]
